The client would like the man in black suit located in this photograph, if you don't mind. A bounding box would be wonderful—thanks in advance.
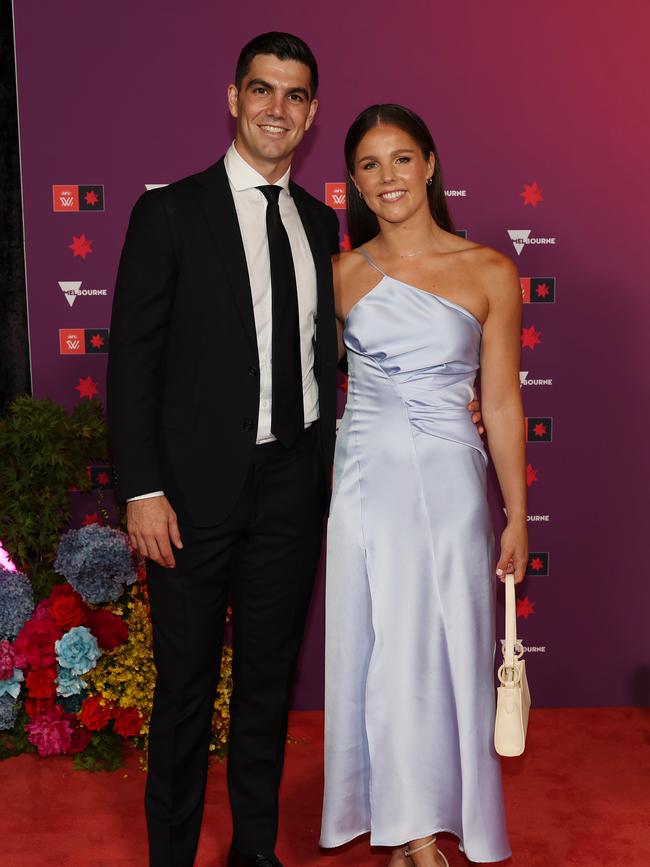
[109,30,483,867]
[108,33,338,867]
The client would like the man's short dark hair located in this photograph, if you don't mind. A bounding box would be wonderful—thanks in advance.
[235,32,319,97]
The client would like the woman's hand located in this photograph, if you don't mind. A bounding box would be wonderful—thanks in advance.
[496,520,528,584]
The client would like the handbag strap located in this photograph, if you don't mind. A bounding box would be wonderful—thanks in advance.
[504,572,518,670]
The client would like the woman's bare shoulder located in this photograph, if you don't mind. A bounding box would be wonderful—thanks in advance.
[332,249,367,284]
[459,243,520,298]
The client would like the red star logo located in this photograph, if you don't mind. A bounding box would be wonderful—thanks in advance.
[84,190,99,206]
[521,325,542,350]
[68,234,93,259]
[75,375,98,399]
[338,374,349,394]
[90,333,104,349]
[340,233,351,252]
[96,471,110,486]
[526,464,539,487]
[529,556,544,571]
[533,422,547,438]
[520,181,544,207]
[516,596,535,619]
[535,282,550,298]
[82,513,100,526]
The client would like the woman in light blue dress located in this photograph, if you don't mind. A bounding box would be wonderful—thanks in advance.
[320,105,528,866]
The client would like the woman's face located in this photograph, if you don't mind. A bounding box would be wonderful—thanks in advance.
[351,124,434,225]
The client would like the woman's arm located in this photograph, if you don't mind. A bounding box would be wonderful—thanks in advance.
[479,254,528,583]
[336,318,346,362]
[332,253,348,362]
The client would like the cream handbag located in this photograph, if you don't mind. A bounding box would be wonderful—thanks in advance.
[494,573,531,756]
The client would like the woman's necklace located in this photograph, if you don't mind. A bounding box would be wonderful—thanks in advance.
[386,233,438,259]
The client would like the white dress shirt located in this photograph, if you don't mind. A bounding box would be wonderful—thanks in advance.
[129,143,319,501]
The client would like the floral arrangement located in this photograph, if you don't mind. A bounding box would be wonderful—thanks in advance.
[0,397,232,771]
[0,525,232,771]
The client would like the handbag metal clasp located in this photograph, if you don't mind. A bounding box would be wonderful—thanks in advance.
[497,663,522,686]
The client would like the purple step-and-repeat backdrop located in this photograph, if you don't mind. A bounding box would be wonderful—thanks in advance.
[13,1,649,708]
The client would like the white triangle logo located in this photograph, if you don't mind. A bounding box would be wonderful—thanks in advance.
[507,229,531,256]
[145,184,168,190]
[519,371,528,386]
[58,281,83,307]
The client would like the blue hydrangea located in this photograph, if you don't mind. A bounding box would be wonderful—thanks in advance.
[54,525,137,604]
[55,664,87,697]
[0,569,35,641]
[55,626,101,676]
[0,694,19,731]
[0,667,24,699]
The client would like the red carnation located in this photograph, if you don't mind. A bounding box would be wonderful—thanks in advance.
[48,584,90,632]
[25,665,57,700]
[31,599,53,621]
[79,694,115,731]
[84,609,129,650]
[113,706,144,738]
[24,697,53,718]
[13,617,63,669]
[65,720,93,754]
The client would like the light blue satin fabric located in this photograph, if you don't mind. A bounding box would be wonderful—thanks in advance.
[320,251,511,862]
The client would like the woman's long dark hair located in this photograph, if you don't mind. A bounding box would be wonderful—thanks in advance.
[344,104,453,249]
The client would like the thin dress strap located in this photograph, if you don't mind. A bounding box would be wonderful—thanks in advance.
[358,245,387,276]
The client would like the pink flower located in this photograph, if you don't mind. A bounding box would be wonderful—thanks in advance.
[0,640,16,680]
[25,704,73,756]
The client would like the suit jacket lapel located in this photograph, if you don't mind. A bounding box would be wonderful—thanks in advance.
[195,159,258,352]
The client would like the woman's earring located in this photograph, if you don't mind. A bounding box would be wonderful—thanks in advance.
[426,177,433,186]
[357,189,364,200]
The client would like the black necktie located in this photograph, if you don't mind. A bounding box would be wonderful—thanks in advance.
[257,185,304,447]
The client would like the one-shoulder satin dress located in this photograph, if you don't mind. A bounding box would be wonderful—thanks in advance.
[320,249,511,862]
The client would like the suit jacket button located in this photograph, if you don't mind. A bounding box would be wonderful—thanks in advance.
[242,419,254,431]
[248,366,259,376]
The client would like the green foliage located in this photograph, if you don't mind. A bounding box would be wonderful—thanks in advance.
[0,397,108,597]
[0,705,36,760]
[73,728,123,772]
[28,568,61,605]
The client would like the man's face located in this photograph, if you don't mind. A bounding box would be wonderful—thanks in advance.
[227,53,318,179]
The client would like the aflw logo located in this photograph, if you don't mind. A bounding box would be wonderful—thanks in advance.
[507,229,556,256]
[325,183,347,209]
[52,185,104,212]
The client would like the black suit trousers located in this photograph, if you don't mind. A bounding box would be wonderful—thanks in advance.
[145,425,326,866]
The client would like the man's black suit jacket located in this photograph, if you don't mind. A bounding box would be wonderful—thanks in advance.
[107,158,340,526]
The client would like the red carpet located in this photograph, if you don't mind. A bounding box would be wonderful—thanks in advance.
[1,708,648,866]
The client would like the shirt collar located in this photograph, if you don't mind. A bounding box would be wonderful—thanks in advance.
[224,142,291,193]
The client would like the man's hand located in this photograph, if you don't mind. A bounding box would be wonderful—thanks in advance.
[468,390,484,435]
[127,495,183,568]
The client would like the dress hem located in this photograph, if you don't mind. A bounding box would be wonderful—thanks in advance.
[319,827,512,863]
